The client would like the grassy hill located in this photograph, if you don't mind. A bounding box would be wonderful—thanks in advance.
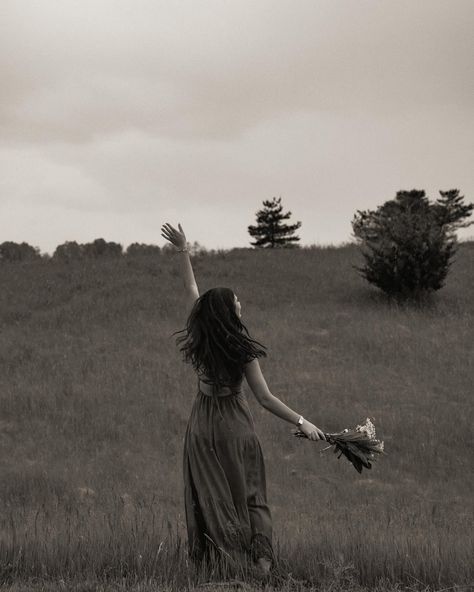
[0,243,473,590]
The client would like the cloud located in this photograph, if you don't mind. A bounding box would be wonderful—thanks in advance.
[0,145,111,210]
[1,0,472,145]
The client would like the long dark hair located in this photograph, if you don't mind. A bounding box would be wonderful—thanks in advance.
[172,287,267,396]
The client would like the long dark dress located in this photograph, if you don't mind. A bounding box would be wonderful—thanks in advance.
[183,372,274,569]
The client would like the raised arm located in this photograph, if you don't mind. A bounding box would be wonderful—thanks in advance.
[161,222,199,307]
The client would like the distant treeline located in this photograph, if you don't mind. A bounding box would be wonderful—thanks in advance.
[0,239,227,262]
[1,235,473,264]
[1,237,312,263]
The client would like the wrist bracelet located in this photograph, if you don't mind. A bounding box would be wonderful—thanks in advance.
[177,245,188,252]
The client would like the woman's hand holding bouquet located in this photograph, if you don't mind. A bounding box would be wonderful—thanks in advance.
[299,419,327,441]
[293,417,386,473]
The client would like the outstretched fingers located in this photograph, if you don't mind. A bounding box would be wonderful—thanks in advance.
[161,222,187,249]
[161,223,177,242]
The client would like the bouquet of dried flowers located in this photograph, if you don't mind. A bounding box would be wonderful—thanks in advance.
[292,417,386,473]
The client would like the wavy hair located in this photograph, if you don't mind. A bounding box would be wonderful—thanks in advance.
[172,287,267,398]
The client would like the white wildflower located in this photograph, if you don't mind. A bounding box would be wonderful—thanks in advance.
[374,441,384,452]
[356,417,376,440]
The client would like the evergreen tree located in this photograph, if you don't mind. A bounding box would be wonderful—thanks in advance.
[248,196,301,248]
[431,189,473,234]
[351,188,473,301]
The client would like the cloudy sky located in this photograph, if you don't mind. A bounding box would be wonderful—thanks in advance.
[1,0,473,254]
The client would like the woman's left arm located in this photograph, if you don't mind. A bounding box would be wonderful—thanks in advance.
[161,222,200,307]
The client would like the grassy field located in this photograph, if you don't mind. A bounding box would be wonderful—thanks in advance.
[0,243,473,592]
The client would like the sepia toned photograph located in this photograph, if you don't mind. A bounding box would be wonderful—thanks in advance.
[1,1,473,591]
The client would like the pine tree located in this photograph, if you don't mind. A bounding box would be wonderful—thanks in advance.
[248,197,302,248]
[431,189,474,234]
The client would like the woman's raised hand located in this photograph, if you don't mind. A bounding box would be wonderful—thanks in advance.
[300,419,327,441]
[161,222,187,250]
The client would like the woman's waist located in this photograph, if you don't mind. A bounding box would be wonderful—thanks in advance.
[197,373,243,398]
[197,387,244,398]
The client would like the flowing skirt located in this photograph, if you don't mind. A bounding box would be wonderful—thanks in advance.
[183,388,274,569]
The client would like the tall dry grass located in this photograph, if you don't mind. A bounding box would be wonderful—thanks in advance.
[0,243,473,590]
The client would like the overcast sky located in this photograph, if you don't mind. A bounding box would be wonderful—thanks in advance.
[1,0,473,254]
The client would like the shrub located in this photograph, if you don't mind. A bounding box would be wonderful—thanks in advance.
[351,189,473,301]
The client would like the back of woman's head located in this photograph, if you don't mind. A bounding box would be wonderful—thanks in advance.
[173,286,267,393]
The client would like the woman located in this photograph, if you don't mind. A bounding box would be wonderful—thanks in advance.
[161,222,326,579]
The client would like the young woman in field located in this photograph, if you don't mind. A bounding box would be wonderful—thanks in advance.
[160,222,327,579]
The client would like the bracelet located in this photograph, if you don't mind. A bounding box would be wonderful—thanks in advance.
[176,245,188,252]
